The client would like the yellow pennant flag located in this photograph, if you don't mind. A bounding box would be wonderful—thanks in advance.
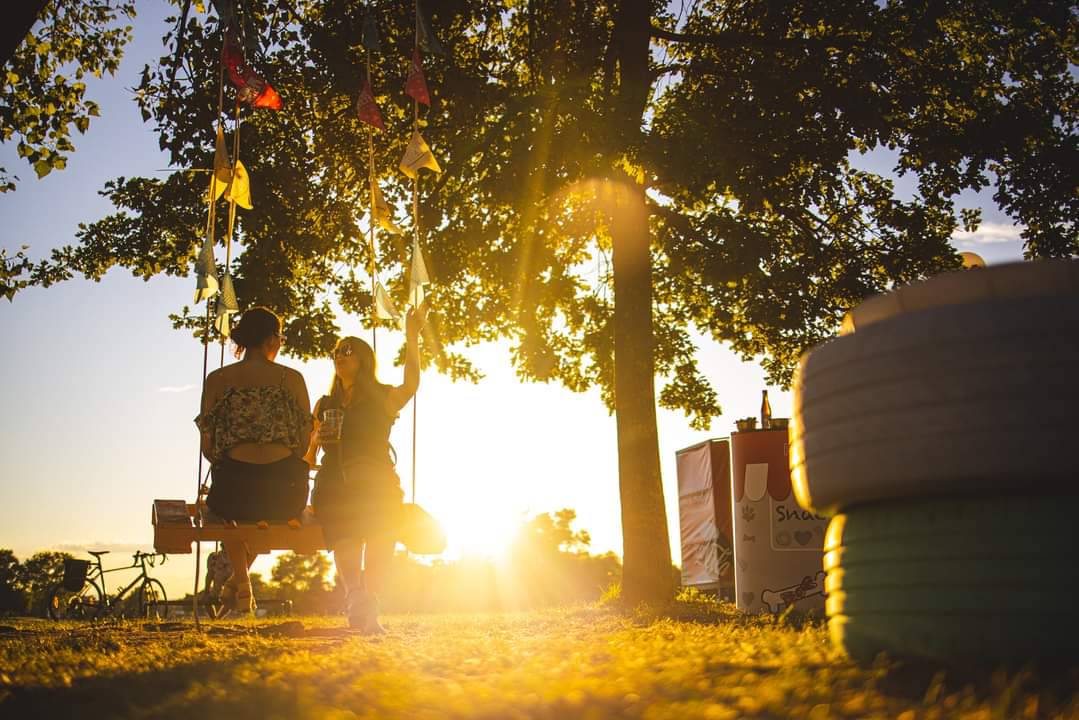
[399,131,442,179]
[209,126,232,201]
[224,160,253,209]
[371,180,404,235]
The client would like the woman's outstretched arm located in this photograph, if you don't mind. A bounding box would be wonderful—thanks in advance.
[388,301,428,413]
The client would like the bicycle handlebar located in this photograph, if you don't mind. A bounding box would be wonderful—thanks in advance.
[131,550,166,567]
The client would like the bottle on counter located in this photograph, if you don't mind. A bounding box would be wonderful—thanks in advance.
[760,389,772,430]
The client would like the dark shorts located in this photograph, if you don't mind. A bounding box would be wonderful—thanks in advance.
[206,455,310,523]
[313,458,403,549]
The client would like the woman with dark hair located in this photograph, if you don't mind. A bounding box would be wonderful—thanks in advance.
[196,306,313,616]
[305,302,427,633]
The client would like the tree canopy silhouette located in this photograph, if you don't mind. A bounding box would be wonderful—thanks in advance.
[15,0,1078,603]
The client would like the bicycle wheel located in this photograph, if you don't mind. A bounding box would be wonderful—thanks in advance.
[139,578,168,620]
[48,580,104,620]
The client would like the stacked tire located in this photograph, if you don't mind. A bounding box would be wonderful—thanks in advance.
[790,259,1079,664]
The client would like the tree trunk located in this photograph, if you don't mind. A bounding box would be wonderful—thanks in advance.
[1,0,49,67]
[605,0,673,606]
[610,178,673,606]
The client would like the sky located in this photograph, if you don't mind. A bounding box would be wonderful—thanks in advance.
[0,2,1026,597]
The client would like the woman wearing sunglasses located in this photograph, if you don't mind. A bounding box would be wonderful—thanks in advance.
[197,306,313,616]
[306,302,428,633]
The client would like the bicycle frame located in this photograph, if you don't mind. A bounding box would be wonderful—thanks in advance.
[85,552,165,610]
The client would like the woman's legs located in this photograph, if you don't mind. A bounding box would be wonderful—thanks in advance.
[362,531,396,596]
[220,541,255,615]
[333,537,364,594]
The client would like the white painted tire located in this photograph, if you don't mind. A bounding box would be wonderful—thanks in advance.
[790,261,1079,516]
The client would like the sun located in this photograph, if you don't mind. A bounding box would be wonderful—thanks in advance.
[423,493,525,564]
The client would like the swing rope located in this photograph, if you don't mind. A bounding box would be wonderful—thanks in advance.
[409,0,422,505]
[192,22,236,628]
[366,48,378,355]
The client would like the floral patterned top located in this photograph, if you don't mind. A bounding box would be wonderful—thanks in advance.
[196,385,307,461]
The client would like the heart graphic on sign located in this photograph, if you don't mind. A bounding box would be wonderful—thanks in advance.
[794,530,813,546]
[742,592,755,606]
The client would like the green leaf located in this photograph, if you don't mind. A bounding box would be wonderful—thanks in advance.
[33,160,51,179]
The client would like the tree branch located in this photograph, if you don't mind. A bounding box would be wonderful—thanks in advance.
[650,24,861,53]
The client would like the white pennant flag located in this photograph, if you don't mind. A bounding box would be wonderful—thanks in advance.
[374,282,402,323]
[214,273,240,336]
[399,131,442,179]
[409,236,430,306]
[194,235,219,303]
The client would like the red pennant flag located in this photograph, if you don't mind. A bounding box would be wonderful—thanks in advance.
[222,28,282,110]
[252,82,283,110]
[222,29,244,73]
[356,78,384,130]
[404,47,430,106]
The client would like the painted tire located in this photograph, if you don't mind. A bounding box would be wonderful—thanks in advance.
[829,613,1073,665]
[790,288,1079,516]
[824,495,1079,663]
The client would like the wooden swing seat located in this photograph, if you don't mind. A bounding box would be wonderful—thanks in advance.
[152,499,327,555]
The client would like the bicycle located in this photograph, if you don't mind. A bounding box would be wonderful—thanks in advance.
[48,550,169,620]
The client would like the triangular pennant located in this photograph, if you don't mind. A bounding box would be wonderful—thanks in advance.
[409,236,430,307]
[223,28,282,110]
[371,180,404,234]
[404,47,430,106]
[209,125,232,201]
[399,131,442,179]
[223,28,244,72]
[361,11,381,53]
[416,1,446,56]
[194,235,219,303]
[356,78,385,130]
[252,82,282,110]
[224,159,253,209]
[374,282,402,322]
[214,273,240,336]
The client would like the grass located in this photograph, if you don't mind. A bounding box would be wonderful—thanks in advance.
[1,602,1077,719]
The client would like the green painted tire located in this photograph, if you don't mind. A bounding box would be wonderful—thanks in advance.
[830,612,1076,665]
[826,587,1074,615]
[823,561,1073,594]
[824,494,1078,547]
[824,495,1079,663]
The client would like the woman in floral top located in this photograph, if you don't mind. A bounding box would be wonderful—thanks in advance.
[196,307,312,616]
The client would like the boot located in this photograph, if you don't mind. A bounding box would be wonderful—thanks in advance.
[346,590,385,635]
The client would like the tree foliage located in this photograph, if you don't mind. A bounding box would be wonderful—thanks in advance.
[0,0,136,192]
[20,0,1076,394]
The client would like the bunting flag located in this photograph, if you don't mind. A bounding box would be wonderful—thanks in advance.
[356,78,384,130]
[374,282,402,322]
[223,28,244,70]
[223,29,282,110]
[416,1,446,57]
[194,236,219,303]
[399,131,442,178]
[361,11,381,53]
[371,180,404,234]
[224,159,253,209]
[209,125,232,201]
[409,236,431,305]
[404,47,430,106]
[214,273,240,336]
